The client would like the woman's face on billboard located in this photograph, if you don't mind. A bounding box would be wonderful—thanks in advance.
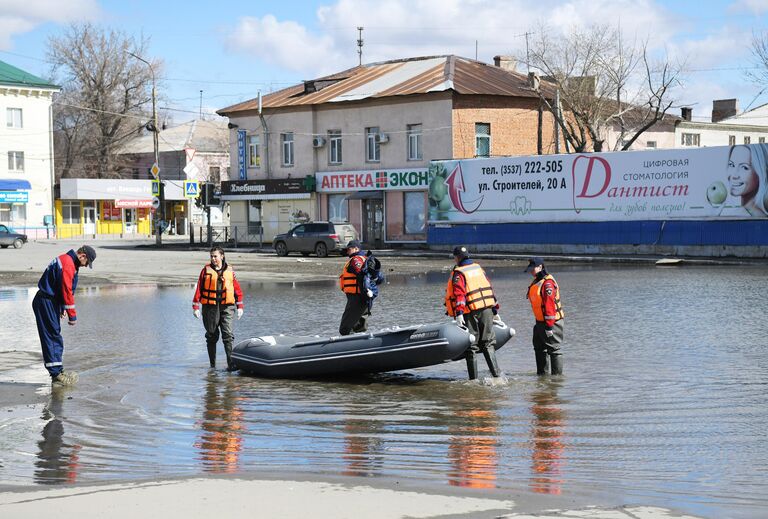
[728,146,759,197]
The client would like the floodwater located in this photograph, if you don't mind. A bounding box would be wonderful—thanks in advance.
[1,264,767,518]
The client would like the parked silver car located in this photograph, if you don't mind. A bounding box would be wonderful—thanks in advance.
[273,221,358,257]
[0,224,27,249]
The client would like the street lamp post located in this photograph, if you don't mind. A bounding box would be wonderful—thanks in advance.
[126,51,163,246]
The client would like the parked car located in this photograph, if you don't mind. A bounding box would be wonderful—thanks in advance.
[273,221,358,257]
[0,224,28,249]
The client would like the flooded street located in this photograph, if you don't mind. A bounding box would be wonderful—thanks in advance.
[1,264,767,518]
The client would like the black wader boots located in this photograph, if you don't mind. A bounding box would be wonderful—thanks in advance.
[535,350,549,375]
[207,342,217,368]
[550,353,563,375]
[466,351,478,380]
[224,341,236,371]
[483,347,501,377]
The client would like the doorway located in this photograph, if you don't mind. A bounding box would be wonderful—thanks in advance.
[123,208,137,233]
[83,201,97,236]
[362,199,383,248]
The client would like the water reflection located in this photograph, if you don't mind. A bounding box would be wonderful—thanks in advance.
[529,379,566,495]
[447,406,499,489]
[342,415,384,477]
[35,389,82,484]
[194,373,245,474]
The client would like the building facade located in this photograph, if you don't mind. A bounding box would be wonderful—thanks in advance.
[115,119,230,236]
[0,60,59,238]
[217,55,559,246]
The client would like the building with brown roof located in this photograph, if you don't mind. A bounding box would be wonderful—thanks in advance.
[217,55,560,247]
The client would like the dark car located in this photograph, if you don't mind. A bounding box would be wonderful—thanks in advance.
[0,224,28,249]
[273,221,358,257]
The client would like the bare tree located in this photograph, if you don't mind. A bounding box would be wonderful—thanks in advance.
[48,23,161,179]
[523,24,683,152]
[746,30,768,89]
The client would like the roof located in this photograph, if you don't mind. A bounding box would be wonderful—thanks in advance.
[116,119,229,155]
[218,55,551,115]
[0,59,59,90]
[718,102,768,127]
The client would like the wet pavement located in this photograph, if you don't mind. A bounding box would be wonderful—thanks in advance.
[1,263,767,518]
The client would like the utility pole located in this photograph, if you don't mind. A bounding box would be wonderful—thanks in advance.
[357,27,364,66]
[127,50,163,246]
[199,90,203,119]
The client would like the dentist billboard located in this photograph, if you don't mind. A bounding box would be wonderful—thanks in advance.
[428,144,768,223]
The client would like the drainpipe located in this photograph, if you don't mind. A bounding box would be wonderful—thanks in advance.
[48,98,56,239]
[257,91,270,179]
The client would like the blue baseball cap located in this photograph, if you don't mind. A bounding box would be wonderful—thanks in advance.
[524,257,544,272]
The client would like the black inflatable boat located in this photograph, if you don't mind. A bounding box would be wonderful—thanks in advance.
[231,320,515,378]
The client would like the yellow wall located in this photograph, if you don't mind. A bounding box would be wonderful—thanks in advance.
[55,199,153,238]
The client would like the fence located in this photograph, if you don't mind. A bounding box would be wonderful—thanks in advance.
[190,223,264,248]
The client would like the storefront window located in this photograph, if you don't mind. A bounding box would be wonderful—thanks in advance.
[404,191,425,234]
[248,200,262,234]
[102,201,121,221]
[0,204,10,223]
[62,201,80,224]
[328,194,348,223]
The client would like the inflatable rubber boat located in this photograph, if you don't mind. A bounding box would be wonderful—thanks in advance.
[231,320,515,378]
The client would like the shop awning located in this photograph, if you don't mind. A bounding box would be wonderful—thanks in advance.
[345,190,383,200]
[0,179,31,190]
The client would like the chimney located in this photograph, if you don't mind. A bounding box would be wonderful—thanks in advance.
[528,72,540,90]
[712,99,738,122]
[493,55,518,72]
[681,107,692,121]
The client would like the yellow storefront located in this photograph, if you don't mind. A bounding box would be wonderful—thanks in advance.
[57,178,186,239]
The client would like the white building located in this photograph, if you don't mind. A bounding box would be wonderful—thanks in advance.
[0,59,59,238]
[676,100,768,148]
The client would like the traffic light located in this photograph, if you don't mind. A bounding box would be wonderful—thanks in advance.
[201,183,220,206]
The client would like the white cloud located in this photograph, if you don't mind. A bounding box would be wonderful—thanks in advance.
[0,0,100,50]
[226,0,678,77]
[226,14,344,76]
[729,0,768,14]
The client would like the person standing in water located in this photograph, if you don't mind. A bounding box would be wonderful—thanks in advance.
[193,246,244,371]
[32,245,96,386]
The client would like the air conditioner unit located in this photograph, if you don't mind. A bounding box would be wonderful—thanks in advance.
[376,132,389,144]
[312,136,326,148]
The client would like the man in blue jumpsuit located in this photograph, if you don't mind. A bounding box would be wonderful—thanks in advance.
[32,245,96,385]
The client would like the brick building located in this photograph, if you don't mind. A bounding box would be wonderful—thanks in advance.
[218,55,558,247]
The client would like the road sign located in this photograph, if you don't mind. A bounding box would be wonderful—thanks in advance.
[150,162,160,179]
[184,180,200,198]
[151,180,160,196]
[151,197,161,209]
[183,162,200,178]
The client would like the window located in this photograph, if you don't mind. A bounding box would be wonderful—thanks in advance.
[744,136,751,145]
[7,151,24,172]
[404,191,426,234]
[328,130,342,164]
[0,206,10,224]
[248,200,262,234]
[248,135,260,167]
[6,108,22,128]
[209,166,221,185]
[646,141,657,149]
[407,124,422,160]
[475,123,491,157]
[281,132,294,166]
[328,194,348,223]
[62,201,81,224]
[131,168,140,179]
[366,126,380,162]
[728,135,736,146]
[681,133,700,147]
[760,137,766,144]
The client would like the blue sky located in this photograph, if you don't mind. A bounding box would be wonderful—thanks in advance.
[1,0,767,124]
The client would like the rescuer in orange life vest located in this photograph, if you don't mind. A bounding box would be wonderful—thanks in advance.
[445,246,502,380]
[525,257,565,375]
[193,246,244,371]
[338,240,384,335]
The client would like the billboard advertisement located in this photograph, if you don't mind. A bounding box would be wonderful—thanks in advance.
[316,168,429,192]
[428,144,768,223]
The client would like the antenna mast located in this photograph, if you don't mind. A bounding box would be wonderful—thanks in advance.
[357,26,364,66]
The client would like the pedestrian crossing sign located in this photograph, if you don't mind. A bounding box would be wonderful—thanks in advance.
[184,180,200,198]
[151,180,160,196]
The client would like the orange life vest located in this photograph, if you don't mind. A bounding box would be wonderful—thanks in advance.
[527,274,564,322]
[445,263,496,316]
[200,265,236,305]
[339,257,361,294]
